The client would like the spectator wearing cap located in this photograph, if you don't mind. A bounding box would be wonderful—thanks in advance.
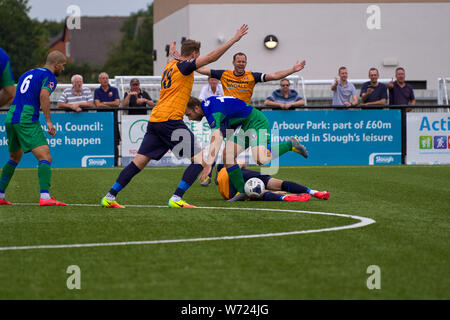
[58,74,94,112]
[122,78,154,115]
[94,72,120,111]
[264,79,305,110]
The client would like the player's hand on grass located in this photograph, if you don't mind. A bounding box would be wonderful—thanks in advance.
[233,24,249,42]
[199,164,212,183]
[47,122,56,137]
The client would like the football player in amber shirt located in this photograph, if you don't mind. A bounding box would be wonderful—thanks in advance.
[101,24,248,209]
[196,53,306,104]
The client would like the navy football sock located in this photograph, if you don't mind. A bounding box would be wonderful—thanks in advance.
[208,161,216,178]
[173,163,203,198]
[281,181,309,194]
[263,192,284,201]
[109,162,141,197]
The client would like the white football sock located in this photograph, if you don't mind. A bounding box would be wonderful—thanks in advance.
[105,193,116,201]
[40,193,51,200]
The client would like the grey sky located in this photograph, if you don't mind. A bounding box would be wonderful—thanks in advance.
[28,0,153,21]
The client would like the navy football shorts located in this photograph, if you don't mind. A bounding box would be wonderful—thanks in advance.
[138,120,202,160]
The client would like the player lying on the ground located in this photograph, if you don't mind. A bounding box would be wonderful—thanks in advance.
[216,163,330,201]
[185,95,309,202]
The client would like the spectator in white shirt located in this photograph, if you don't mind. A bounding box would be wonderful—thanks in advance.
[58,74,93,112]
[199,77,224,100]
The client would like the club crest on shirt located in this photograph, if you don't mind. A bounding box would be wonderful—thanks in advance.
[48,82,55,89]
[108,91,113,97]
[251,133,257,140]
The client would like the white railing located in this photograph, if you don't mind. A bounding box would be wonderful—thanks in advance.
[46,76,439,108]
[437,77,450,106]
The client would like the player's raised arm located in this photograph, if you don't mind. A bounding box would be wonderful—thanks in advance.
[265,60,306,82]
[167,40,181,63]
[195,24,248,69]
[40,89,56,137]
[195,67,211,77]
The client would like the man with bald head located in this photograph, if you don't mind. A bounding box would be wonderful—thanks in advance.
[0,50,67,206]
[94,72,120,110]
[58,74,93,112]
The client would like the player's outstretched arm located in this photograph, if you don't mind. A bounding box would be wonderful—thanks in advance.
[265,60,306,82]
[40,89,56,137]
[195,67,211,77]
[195,24,248,69]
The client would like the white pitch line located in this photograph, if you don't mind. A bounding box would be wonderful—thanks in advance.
[0,204,376,252]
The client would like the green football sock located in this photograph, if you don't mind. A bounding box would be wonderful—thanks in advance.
[227,164,245,193]
[38,160,52,193]
[271,141,292,159]
[0,160,18,192]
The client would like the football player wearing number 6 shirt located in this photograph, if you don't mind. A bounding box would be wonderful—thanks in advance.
[101,24,249,209]
[0,51,67,206]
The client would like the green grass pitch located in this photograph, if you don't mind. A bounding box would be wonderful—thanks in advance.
[0,165,449,299]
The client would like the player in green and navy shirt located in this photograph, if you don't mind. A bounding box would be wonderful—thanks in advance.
[186,95,309,201]
[0,47,16,106]
[0,51,67,206]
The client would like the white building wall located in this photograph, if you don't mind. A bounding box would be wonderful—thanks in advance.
[154,3,450,90]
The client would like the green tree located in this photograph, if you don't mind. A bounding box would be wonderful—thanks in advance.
[103,4,154,76]
[0,0,48,80]
[40,19,66,40]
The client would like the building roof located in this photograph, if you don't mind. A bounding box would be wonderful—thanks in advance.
[68,16,129,66]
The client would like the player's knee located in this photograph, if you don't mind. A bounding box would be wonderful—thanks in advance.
[9,153,22,163]
[191,150,203,164]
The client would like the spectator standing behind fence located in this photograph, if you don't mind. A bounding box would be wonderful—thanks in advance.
[57,74,93,112]
[264,79,305,109]
[331,67,358,107]
[122,78,154,115]
[360,68,387,106]
[94,72,120,110]
[199,77,224,100]
[388,67,415,112]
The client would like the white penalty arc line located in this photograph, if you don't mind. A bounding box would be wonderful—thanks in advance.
[0,204,376,252]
